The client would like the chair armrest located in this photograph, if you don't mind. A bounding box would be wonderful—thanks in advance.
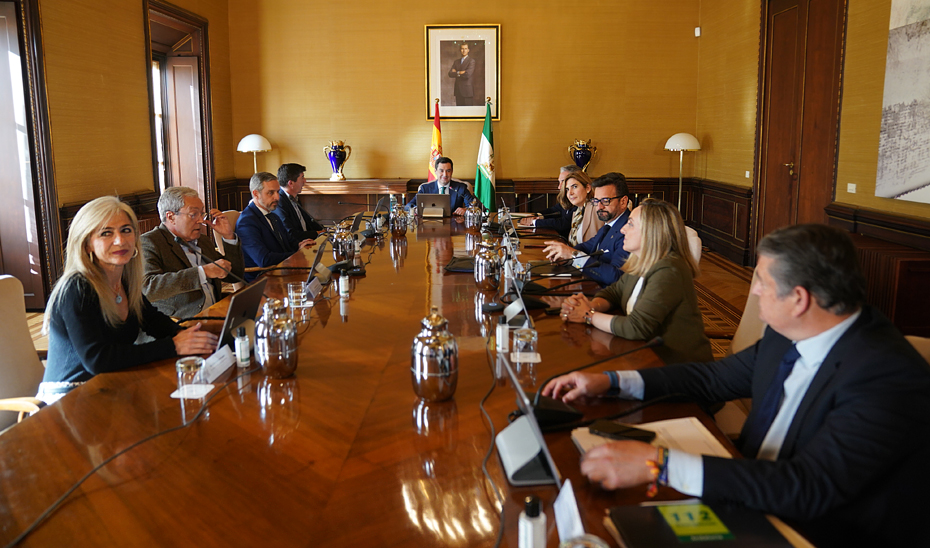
[36,349,48,361]
[0,397,46,423]
[704,330,735,340]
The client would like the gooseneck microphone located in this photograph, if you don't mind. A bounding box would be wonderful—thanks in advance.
[175,237,249,286]
[528,336,664,428]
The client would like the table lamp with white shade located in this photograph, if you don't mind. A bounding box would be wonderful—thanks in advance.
[237,134,272,173]
[664,132,701,210]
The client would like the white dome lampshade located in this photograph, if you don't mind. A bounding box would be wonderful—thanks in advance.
[664,132,701,152]
[664,133,701,211]
[237,134,272,173]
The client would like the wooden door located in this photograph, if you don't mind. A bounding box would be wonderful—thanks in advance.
[0,2,45,308]
[165,56,206,200]
[758,0,805,238]
[755,0,846,243]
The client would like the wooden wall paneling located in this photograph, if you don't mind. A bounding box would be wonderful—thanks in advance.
[848,234,930,336]
[693,179,753,265]
[217,178,248,211]
[827,204,930,253]
[59,191,161,245]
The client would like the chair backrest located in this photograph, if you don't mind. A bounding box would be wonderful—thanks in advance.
[730,273,766,355]
[0,275,45,430]
[906,336,930,365]
[685,226,702,265]
[214,210,241,255]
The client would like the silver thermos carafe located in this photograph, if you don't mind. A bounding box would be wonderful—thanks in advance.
[411,307,458,402]
[474,241,502,291]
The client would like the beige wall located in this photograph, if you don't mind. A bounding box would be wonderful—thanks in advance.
[694,0,760,188]
[228,0,704,181]
[835,0,930,219]
[41,0,234,205]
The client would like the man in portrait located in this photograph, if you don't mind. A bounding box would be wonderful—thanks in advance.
[448,42,476,106]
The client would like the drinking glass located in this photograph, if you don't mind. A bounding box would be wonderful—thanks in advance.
[287,281,308,309]
[176,356,205,398]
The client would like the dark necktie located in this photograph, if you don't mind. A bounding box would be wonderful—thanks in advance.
[740,344,801,459]
[589,223,610,249]
[265,213,288,249]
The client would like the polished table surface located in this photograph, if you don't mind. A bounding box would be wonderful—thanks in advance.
[0,218,735,547]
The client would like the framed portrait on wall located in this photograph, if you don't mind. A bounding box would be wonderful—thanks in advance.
[425,24,500,121]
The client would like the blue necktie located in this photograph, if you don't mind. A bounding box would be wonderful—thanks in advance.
[589,223,610,249]
[741,344,801,459]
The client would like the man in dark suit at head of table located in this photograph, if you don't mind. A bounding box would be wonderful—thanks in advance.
[236,172,316,282]
[543,223,930,547]
[272,162,325,246]
[405,157,475,216]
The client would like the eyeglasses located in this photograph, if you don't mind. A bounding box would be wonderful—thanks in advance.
[589,196,622,207]
[178,210,211,222]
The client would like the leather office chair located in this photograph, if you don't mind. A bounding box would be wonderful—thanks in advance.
[214,210,244,292]
[0,275,45,431]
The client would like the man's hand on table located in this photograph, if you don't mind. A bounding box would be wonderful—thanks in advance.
[542,371,610,403]
[543,240,575,261]
[582,441,659,490]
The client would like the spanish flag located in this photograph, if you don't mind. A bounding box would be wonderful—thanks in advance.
[427,101,442,182]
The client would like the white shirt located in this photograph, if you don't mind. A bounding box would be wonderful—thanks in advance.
[254,201,276,231]
[285,192,307,231]
[180,236,239,312]
[612,310,861,496]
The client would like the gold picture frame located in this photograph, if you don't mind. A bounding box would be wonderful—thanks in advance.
[425,24,500,121]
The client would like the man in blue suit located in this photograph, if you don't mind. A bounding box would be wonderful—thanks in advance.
[543,224,930,547]
[542,172,630,286]
[273,163,325,246]
[406,157,475,216]
[236,172,315,281]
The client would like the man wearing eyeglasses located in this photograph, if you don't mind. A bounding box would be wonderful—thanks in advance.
[141,186,245,318]
[542,172,631,286]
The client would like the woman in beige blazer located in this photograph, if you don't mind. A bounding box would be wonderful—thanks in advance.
[559,198,712,364]
[563,171,604,246]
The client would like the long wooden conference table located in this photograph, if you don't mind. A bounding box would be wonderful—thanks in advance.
[0,218,738,547]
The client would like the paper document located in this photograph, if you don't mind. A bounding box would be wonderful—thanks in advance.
[572,417,732,459]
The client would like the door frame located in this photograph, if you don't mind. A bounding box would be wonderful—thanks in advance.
[749,0,849,263]
[143,0,216,210]
[5,0,59,304]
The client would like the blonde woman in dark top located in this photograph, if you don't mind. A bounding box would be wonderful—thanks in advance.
[559,198,712,364]
[39,196,219,403]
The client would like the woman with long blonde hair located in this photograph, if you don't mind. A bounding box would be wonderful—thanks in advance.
[556,198,711,365]
[39,196,217,403]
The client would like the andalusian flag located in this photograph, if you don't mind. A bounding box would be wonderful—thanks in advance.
[427,101,442,182]
[474,101,496,211]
